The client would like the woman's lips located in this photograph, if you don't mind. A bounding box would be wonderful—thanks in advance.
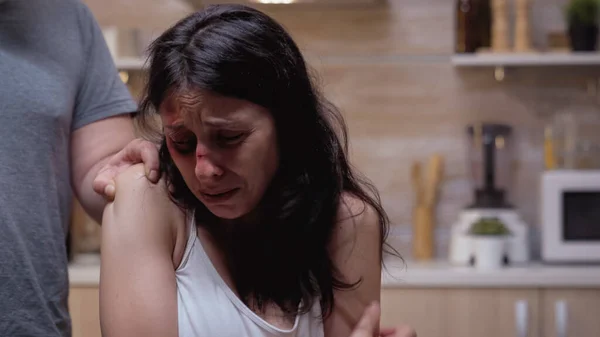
[200,188,239,203]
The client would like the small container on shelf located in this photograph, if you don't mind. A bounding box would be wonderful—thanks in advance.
[514,0,534,52]
[455,0,492,53]
[491,0,510,52]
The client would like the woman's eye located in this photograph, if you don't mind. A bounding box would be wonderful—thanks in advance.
[170,137,196,153]
[217,132,244,145]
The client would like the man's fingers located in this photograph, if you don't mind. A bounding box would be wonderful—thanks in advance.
[92,177,105,196]
[123,139,160,183]
[92,139,161,200]
[93,166,118,200]
[139,142,160,183]
[92,167,114,195]
[103,183,116,201]
[350,302,380,337]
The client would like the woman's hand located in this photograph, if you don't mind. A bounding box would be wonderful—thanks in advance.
[93,138,161,201]
[349,302,417,337]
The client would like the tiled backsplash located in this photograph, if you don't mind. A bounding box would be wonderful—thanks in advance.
[85,0,600,258]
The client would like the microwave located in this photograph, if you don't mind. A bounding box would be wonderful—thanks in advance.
[541,170,600,263]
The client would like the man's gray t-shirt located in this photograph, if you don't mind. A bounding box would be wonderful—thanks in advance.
[0,0,137,335]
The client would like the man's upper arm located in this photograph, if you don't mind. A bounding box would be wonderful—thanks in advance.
[99,164,179,337]
[324,195,383,337]
[70,115,136,221]
[70,3,138,219]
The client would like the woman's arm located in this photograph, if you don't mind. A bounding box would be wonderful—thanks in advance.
[324,194,383,337]
[99,164,182,337]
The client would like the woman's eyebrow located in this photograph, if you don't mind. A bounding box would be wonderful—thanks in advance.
[202,117,244,128]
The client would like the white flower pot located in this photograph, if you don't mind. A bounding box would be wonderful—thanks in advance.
[473,236,507,270]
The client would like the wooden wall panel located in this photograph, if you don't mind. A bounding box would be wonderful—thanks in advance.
[81,0,600,258]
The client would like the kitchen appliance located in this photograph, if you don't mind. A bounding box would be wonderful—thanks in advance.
[449,123,530,265]
[541,170,600,263]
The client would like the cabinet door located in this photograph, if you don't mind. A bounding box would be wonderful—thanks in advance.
[381,288,447,336]
[381,288,540,337]
[444,289,540,337]
[69,287,101,337]
[541,289,600,337]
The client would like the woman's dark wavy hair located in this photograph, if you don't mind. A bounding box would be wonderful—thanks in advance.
[136,4,398,320]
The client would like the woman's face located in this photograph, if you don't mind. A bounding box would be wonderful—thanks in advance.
[160,90,279,220]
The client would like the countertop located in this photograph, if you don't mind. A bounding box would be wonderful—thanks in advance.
[380,258,600,288]
[68,254,600,288]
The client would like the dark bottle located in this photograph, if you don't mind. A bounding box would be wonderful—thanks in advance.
[455,0,491,53]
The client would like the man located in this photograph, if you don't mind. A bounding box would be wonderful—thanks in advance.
[0,0,159,336]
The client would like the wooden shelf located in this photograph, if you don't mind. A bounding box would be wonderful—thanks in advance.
[452,52,600,67]
[115,57,146,70]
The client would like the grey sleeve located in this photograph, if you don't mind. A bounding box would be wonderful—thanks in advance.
[72,3,138,131]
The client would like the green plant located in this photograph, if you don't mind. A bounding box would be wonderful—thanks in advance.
[566,0,600,26]
[468,217,511,236]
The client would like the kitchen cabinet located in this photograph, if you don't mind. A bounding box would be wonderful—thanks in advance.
[381,288,539,337]
[380,288,447,336]
[69,287,101,337]
[68,285,600,337]
[541,289,600,337]
[443,289,539,337]
[381,288,600,337]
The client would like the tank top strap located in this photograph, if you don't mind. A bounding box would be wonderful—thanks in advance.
[176,211,198,271]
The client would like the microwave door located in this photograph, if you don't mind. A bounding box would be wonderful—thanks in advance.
[563,191,600,242]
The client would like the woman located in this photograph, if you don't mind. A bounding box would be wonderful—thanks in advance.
[99,4,410,337]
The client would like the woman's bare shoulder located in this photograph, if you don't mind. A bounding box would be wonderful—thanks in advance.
[335,192,380,234]
[328,192,382,268]
[112,164,170,204]
[111,164,182,216]
[104,164,187,265]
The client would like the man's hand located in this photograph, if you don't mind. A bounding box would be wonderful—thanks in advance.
[349,302,417,337]
[93,138,161,201]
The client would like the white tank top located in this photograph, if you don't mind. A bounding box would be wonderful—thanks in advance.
[175,215,325,337]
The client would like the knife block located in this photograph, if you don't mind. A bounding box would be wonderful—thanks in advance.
[412,205,435,260]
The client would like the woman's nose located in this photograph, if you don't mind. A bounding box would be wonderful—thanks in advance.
[195,156,224,178]
[195,143,223,178]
